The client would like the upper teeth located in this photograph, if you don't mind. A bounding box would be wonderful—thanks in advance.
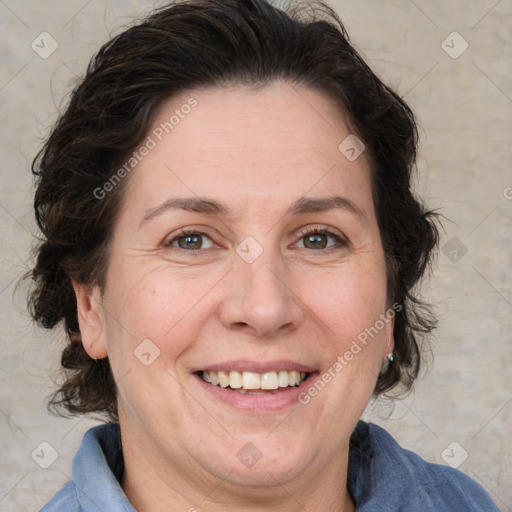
[202,370,306,390]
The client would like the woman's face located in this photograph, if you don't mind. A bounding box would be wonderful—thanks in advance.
[77,82,393,492]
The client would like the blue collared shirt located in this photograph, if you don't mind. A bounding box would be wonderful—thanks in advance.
[41,421,499,511]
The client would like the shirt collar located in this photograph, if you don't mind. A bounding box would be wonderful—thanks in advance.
[71,420,485,511]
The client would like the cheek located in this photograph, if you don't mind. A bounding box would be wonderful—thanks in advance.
[100,265,211,412]
[102,262,218,358]
[302,260,388,343]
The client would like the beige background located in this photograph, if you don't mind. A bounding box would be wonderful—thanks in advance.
[0,0,510,510]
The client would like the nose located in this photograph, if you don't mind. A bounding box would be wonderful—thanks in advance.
[219,249,304,339]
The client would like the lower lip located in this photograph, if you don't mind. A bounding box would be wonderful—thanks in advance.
[194,373,319,412]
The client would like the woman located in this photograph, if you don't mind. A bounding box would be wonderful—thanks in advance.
[29,0,499,510]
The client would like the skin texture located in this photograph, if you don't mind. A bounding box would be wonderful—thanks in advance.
[73,81,394,511]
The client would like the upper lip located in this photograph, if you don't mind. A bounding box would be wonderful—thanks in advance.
[192,360,317,374]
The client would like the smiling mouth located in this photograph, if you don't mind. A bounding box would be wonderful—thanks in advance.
[198,370,310,395]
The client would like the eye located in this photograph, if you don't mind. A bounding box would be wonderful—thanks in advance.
[163,226,347,252]
[164,229,215,251]
[295,226,347,250]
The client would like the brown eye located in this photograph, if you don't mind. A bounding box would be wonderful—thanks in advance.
[296,227,347,251]
[177,234,203,250]
[303,232,328,249]
[165,229,215,251]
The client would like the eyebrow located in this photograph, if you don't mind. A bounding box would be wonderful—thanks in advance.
[140,195,367,227]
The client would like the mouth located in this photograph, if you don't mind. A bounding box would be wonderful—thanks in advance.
[196,370,310,395]
[192,361,318,411]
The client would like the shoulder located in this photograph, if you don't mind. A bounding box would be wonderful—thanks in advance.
[349,421,500,511]
[40,481,80,512]
[40,422,128,512]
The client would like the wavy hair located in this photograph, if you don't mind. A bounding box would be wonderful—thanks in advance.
[28,0,439,422]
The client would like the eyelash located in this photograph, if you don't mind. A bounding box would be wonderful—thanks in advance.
[164,226,348,252]
[297,226,348,250]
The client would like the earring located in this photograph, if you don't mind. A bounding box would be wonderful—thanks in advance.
[387,352,394,363]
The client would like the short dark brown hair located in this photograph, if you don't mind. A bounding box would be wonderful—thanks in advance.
[28,0,439,422]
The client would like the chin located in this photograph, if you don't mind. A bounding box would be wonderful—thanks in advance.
[205,437,312,488]
[222,460,308,489]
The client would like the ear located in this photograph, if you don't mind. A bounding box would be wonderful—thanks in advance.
[72,281,108,359]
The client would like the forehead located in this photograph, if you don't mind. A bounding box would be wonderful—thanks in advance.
[121,81,374,221]
[151,81,354,159]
